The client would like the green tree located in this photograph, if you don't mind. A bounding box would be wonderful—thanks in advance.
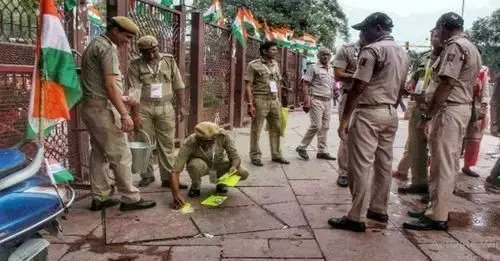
[470,9,500,74]
[198,0,349,49]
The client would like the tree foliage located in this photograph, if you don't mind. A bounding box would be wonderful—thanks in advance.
[470,9,500,74]
[198,0,349,49]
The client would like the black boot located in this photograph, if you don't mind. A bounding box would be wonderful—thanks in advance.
[367,210,389,223]
[90,198,120,211]
[138,177,155,187]
[119,199,157,211]
[328,216,366,232]
[188,187,201,198]
[403,216,448,231]
[216,184,228,194]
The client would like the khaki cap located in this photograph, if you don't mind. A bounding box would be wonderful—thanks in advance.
[137,35,159,50]
[111,16,139,35]
[194,122,220,140]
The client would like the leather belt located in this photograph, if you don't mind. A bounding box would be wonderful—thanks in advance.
[445,101,471,106]
[312,95,331,101]
[357,103,392,109]
[254,94,278,100]
[141,99,171,105]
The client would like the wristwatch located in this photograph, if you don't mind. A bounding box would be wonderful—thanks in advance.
[421,113,432,121]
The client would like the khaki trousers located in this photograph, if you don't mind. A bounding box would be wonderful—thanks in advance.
[298,97,332,153]
[81,99,141,203]
[347,106,398,222]
[429,104,471,221]
[186,158,250,189]
[139,102,176,181]
[250,96,282,160]
[408,107,429,185]
[337,93,348,177]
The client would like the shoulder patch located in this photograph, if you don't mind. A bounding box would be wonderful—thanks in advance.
[359,58,367,66]
[446,53,456,62]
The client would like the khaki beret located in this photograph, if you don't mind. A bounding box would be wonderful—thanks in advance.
[195,121,220,140]
[111,16,139,35]
[137,35,159,50]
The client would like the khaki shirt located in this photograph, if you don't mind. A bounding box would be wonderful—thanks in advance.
[126,53,184,103]
[332,42,360,91]
[81,35,122,99]
[436,35,482,104]
[244,58,282,96]
[353,35,410,105]
[303,63,334,98]
[425,55,442,104]
[172,130,241,173]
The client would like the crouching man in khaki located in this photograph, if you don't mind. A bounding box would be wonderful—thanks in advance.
[169,122,249,207]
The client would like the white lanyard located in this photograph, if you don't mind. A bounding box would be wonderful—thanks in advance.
[146,60,161,77]
[263,63,275,75]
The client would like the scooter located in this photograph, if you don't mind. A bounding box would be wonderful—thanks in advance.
[0,141,75,261]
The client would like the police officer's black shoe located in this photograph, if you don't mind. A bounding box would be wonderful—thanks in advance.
[367,210,389,223]
[317,153,336,161]
[216,184,228,194]
[188,188,201,198]
[407,210,426,218]
[161,180,189,189]
[251,159,264,166]
[337,176,349,187]
[138,177,155,187]
[397,184,429,195]
[328,216,366,232]
[272,158,290,164]
[119,199,157,211]
[403,216,448,231]
[90,198,120,211]
[296,147,309,160]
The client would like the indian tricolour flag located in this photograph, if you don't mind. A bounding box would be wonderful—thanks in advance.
[46,159,74,184]
[203,0,224,26]
[231,8,247,47]
[88,6,102,25]
[27,0,81,139]
[242,9,260,38]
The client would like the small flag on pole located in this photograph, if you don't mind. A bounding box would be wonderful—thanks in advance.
[45,159,74,184]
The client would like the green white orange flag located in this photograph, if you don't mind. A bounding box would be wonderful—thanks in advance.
[242,9,260,38]
[87,6,102,25]
[231,8,247,47]
[27,0,81,139]
[203,0,224,26]
[45,159,74,184]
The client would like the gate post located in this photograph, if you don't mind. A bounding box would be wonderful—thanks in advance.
[233,41,246,127]
[188,12,204,133]
[175,5,187,139]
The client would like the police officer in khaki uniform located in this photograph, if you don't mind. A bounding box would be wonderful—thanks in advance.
[126,35,188,189]
[169,122,249,206]
[245,42,289,166]
[397,29,443,196]
[328,12,410,232]
[404,13,481,231]
[296,48,337,161]
[80,17,156,211]
[333,40,362,188]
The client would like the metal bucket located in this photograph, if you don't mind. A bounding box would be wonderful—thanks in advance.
[129,130,155,175]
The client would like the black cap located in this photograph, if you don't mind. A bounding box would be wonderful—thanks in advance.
[352,12,394,31]
[436,12,464,30]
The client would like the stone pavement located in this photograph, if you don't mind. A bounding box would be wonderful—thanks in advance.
[46,102,500,261]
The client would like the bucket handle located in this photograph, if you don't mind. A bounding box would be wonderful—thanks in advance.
[135,129,155,147]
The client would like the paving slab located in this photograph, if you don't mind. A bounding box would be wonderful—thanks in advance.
[141,236,222,246]
[223,259,324,261]
[418,243,482,261]
[104,193,199,244]
[281,158,337,180]
[468,242,500,261]
[191,205,284,235]
[59,245,170,261]
[222,238,322,258]
[169,246,221,261]
[263,201,308,227]
[296,193,351,205]
[48,243,71,261]
[222,227,314,239]
[240,186,296,205]
[61,198,101,236]
[289,180,338,196]
[402,230,458,244]
[301,204,352,229]
[237,162,289,187]
[314,228,428,261]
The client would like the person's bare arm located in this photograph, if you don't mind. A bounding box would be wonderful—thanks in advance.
[334,68,354,82]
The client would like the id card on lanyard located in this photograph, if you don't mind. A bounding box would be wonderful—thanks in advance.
[264,63,278,93]
[147,62,163,98]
